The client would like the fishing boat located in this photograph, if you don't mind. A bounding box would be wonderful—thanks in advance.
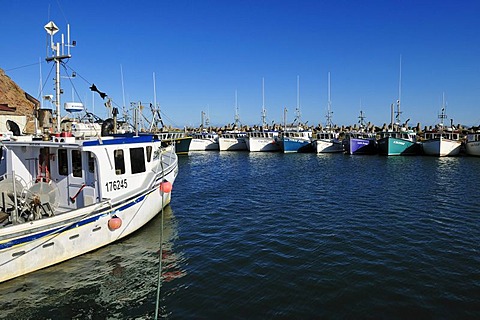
[314,131,343,153]
[312,72,343,153]
[342,111,377,155]
[188,111,219,151]
[157,131,192,155]
[377,129,420,156]
[189,131,219,151]
[137,83,192,155]
[278,77,314,153]
[218,91,247,151]
[218,131,247,151]
[0,21,178,283]
[465,129,480,156]
[377,103,420,156]
[377,58,421,156]
[245,131,280,152]
[279,127,313,153]
[244,78,280,152]
[421,96,462,157]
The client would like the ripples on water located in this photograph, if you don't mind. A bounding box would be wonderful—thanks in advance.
[1,153,480,319]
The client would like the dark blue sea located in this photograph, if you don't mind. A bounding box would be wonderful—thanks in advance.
[1,152,480,319]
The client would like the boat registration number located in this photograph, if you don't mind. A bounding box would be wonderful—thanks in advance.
[105,179,128,192]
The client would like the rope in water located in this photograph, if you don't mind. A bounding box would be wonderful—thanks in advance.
[154,149,166,319]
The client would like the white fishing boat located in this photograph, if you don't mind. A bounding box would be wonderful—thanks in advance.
[218,131,247,151]
[422,129,462,156]
[0,21,178,283]
[465,129,480,156]
[312,72,343,153]
[245,131,280,152]
[189,111,219,151]
[218,91,247,151]
[189,131,219,151]
[421,96,462,157]
[314,131,343,153]
[244,78,280,152]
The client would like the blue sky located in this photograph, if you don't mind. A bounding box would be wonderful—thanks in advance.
[1,0,479,129]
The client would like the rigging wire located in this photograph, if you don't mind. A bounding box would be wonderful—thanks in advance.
[5,61,43,72]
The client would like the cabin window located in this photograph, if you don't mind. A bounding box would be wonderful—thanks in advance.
[58,149,68,176]
[130,147,146,174]
[72,150,82,177]
[146,146,152,163]
[88,152,95,173]
[114,150,125,175]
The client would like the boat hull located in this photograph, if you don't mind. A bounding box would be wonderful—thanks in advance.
[218,137,247,151]
[377,137,420,156]
[189,138,219,151]
[314,139,343,153]
[174,137,192,155]
[465,133,480,156]
[466,141,480,156]
[422,138,462,156]
[344,138,377,155]
[245,137,280,152]
[281,137,313,153]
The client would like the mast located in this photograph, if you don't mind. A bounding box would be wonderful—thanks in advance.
[234,90,240,128]
[261,77,267,129]
[439,92,447,127]
[121,65,126,119]
[45,21,74,133]
[326,72,333,129]
[295,75,301,125]
[201,111,205,131]
[358,110,366,129]
[396,54,402,126]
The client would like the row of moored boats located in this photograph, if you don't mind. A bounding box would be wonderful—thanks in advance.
[164,120,480,157]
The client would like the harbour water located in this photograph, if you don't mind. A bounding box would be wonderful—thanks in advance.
[1,152,480,319]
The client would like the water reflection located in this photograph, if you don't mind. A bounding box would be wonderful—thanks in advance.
[0,206,184,319]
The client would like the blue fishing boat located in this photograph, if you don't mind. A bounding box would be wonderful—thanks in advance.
[278,77,313,153]
[279,129,313,153]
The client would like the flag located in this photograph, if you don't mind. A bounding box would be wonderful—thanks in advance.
[90,84,107,99]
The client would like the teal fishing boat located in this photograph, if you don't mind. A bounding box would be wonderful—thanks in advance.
[377,57,420,156]
[377,129,420,155]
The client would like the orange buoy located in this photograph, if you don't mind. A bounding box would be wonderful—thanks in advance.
[108,216,122,230]
[160,181,172,193]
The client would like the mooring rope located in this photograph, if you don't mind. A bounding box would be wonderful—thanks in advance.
[154,148,167,320]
